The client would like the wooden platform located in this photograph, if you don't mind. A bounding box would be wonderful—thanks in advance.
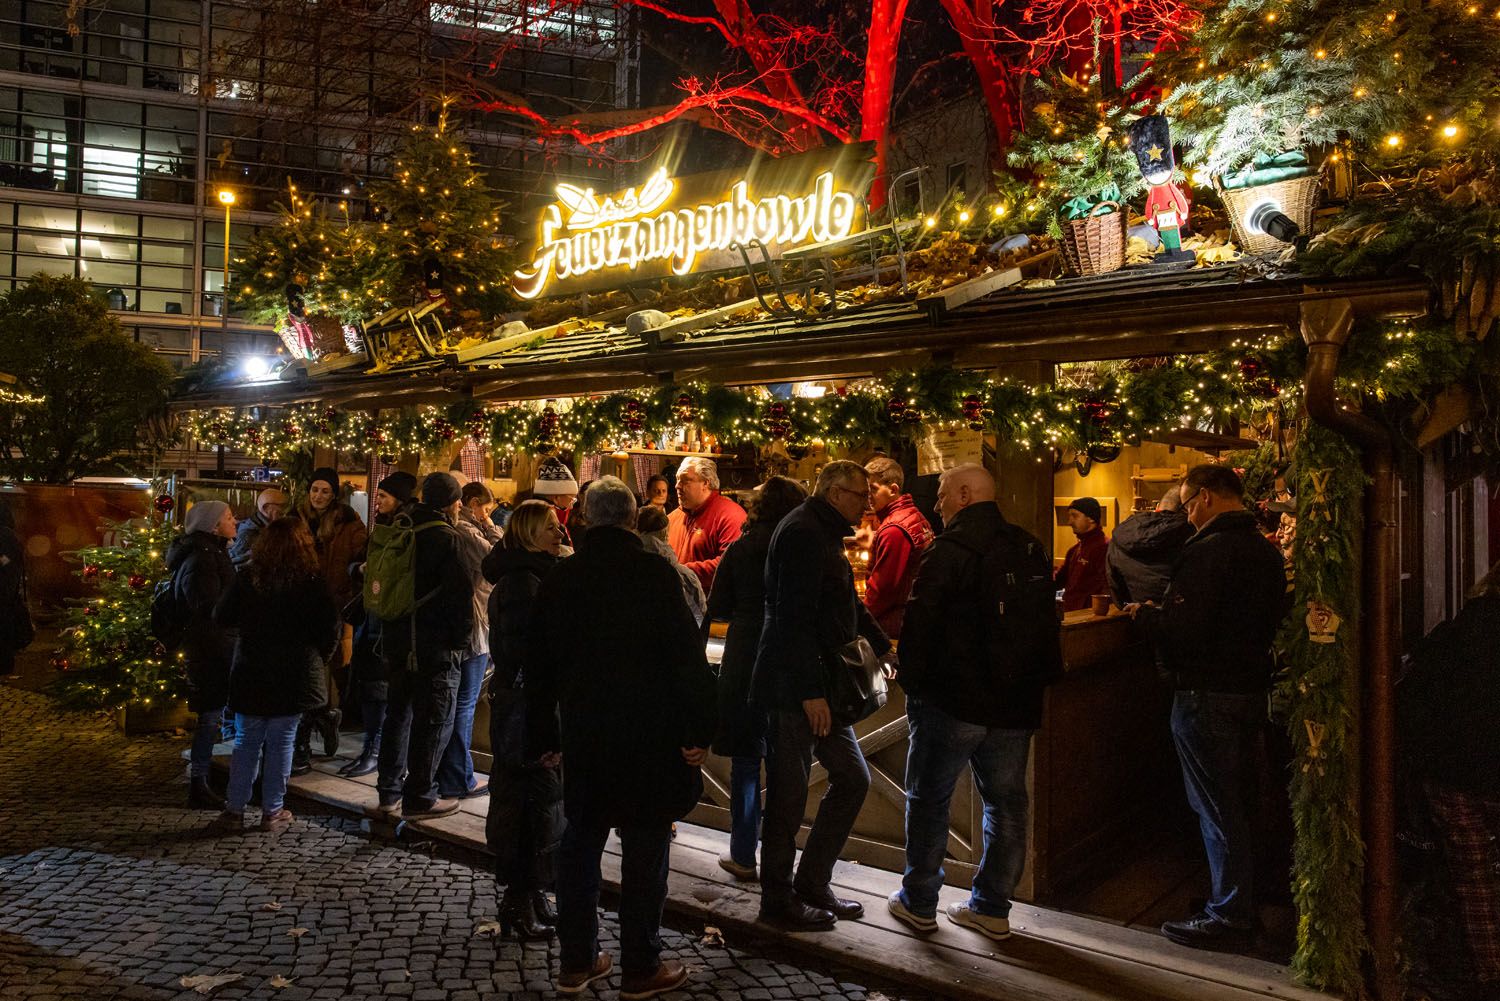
[217,751,1331,1001]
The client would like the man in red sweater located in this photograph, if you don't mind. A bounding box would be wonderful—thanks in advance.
[671,456,746,594]
[1055,496,1109,612]
[862,457,934,640]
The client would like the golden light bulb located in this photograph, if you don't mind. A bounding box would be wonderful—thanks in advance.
[924,216,937,228]
[958,210,971,223]
[993,204,1006,217]
[1385,133,1402,147]
[1443,123,1460,138]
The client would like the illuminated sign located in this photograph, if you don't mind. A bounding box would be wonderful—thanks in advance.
[513,144,874,300]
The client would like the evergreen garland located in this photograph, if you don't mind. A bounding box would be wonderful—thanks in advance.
[1276,421,1368,995]
[52,518,184,710]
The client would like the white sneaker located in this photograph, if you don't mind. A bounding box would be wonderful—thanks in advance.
[945,902,1011,940]
[717,853,757,881]
[887,891,938,932]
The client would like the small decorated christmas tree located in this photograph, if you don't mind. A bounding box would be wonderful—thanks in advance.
[367,98,513,321]
[53,516,184,710]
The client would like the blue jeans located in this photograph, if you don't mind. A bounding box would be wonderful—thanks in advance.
[189,705,225,779]
[898,697,1032,919]
[437,654,488,797]
[1170,690,1264,928]
[728,755,762,868]
[557,818,672,976]
[225,713,300,815]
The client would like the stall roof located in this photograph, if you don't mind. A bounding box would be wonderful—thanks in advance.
[170,266,1429,411]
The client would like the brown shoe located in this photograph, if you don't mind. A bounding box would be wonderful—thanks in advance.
[259,808,294,832]
[620,960,690,1000]
[556,951,611,995]
[403,797,460,819]
[209,810,244,835]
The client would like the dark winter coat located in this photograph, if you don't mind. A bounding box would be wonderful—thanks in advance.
[526,526,717,828]
[378,503,473,668]
[481,545,564,887]
[704,520,775,758]
[165,531,235,711]
[1106,509,1194,606]
[297,502,367,608]
[215,573,339,717]
[1136,510,1289,693]
[750,496,891,711]
[900,501,1050,730]
[228,511,268,568]
[1398,593,1500,796]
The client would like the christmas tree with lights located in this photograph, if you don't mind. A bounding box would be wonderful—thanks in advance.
[234,183,396,329]
[53,516,185,711]
[367,99,513,322]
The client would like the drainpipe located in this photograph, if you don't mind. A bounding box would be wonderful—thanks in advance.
[1299,299,1399,1001]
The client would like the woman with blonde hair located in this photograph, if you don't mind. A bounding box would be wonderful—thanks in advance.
[212,517,340,833]
[481,499,567,938]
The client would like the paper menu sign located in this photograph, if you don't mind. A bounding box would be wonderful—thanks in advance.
[917,424,984,476]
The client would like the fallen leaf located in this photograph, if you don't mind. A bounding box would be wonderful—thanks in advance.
[261,901,282,911]
[473,921,503,938]
[268,975,295,989]
[700,926,725,947]
[287,927,307,938]
[868,994,894,1001]
[180,973,243,994]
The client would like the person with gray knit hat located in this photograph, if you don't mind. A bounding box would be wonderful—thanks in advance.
[373,469,475,820]
[166,498,240,809]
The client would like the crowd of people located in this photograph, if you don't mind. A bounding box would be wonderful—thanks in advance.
[2,447,1490,996]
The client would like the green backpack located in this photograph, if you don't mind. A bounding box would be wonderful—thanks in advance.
[362,513,445,620]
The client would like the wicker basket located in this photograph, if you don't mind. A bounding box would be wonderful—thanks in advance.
[1215,173,1320,256]
[1060,202,1127,277]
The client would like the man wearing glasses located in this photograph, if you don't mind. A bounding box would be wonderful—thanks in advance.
[751,460,891,930]
[1126,465,1288,951]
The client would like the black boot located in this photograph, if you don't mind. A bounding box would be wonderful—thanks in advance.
[316,707,342,758]
[291,722,312,776]
[188,776,224,810]
[339,735,380,778]
[530,890,557,927]
[499,889,556,941]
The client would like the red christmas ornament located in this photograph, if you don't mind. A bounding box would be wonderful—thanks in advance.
[127,574,148,591]
[886,397,907,422]
[764,400,791,439]
[961,394,987,431]
[101,569,116,581]
[245,427,264,448]
[209,421,229,442]
[50,656,70,672]
[673,393,698,424]
[366,426,387,447]
[1081,397,1113,429]
[620,398,645,433]
[467,409,489,440]
[82,605,96,616]
[536,407,561,455]
[434,418,456,441]
[154,494,174,514]
[82,564,100,581]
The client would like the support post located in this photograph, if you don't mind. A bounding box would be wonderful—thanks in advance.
[1300,298,1399,1001]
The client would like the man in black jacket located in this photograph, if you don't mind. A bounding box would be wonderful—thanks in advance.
[527,477,716,1000]
[751,460,892,930]
[1106,487,1193,606]
[887,464,1060,942]
[1128,464,1288,950]
[374,472,474,820]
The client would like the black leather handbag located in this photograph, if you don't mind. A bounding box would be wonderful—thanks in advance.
[824,636,888,727]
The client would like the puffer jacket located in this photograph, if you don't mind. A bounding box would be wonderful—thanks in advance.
[1106,508,1194,605]
[165,531,235,711]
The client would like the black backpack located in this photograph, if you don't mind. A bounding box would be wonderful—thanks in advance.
[951,521,1064,688]
[150,571,188,651]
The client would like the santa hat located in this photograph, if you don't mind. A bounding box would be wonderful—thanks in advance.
[532,456,579,497]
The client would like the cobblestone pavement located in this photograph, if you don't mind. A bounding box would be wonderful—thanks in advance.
[0,677,940,1001]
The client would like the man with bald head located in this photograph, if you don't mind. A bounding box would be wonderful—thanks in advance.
[889,463,1061,942]
[229,487,288,567]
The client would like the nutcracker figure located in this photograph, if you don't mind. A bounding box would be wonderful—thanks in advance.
[1127,114,1194,262]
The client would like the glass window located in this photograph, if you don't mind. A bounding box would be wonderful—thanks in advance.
[137,290,190,314]
[79,235,137,262]
[78,259,136,286]
[81,210,139,236]
[143,216,193,241]
[18,205,74,231]
[15,254,74,278]
[15,231,75,256]
[134,325,193,350]
[141,240,192,265]
[140,264,191,289]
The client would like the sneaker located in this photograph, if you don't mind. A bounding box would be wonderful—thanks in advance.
[887,891,938,933]
[370,797,402,818]
[403,797,461,819]
[1161,911,1256,950]
[619,959,690,1000]
[717,853,757,882]
[557,951,612,995]
[260,808,294,833]
[945,902,1011,941]
[209,810,244,835]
